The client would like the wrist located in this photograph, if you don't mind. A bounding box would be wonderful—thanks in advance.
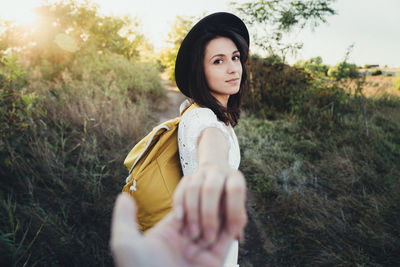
[198,161,230,169]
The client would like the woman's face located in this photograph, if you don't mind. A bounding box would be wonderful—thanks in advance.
[203,36,242,107]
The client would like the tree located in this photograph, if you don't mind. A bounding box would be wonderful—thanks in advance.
[327,62,358,79]
[230,0,337,62]
[0,0,149,78]
[159,15,196,81]
[295,56,329,77]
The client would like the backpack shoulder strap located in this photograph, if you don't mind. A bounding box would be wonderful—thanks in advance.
[124,102,200,179]
[181,102,200,116]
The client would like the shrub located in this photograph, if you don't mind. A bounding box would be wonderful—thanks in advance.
[243,56,350,130]
[158,15,194,81]
[294,56,329,77]
[328,62,359,80]
[3,0,147,74]
[59,51,165,103]
[243,56,311,119]
[293,80,350,131]
[0,57,38,170]
[371,69,382,76]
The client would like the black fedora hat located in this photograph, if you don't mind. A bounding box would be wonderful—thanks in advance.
[175,12,249,98]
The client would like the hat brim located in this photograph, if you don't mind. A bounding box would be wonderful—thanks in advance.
[175,12,249,98]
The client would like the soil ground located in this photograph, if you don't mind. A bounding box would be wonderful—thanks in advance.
[157,72,268,266]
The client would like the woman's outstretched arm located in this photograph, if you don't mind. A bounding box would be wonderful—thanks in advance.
[173,127,247,249]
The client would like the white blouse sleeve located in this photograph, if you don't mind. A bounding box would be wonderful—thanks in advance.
[178,107,231,176]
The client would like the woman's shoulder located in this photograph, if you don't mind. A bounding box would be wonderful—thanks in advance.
[178,100,232,147]
[181,108,219,129]
[179,100,218,122]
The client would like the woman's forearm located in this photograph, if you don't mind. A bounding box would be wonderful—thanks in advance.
[197,127,229,167]
[174,126,247,244]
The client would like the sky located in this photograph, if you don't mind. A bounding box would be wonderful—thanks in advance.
[1,0,399,67]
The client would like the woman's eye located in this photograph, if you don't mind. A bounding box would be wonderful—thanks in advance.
[213,59,223,64]
[233,55,240,61]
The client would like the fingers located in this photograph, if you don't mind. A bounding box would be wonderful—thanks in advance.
[110,193,141,267]
[111,193,140,244]
[200,170,226,244]
[225,171,248,239]
[173,169,247,246]
[174,170,226,242]
[209,232,236,263]
[173,174,190,224]
[184,173,204,239]
[185,230,235,267]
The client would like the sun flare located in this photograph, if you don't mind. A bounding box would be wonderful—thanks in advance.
[1,1,39,27]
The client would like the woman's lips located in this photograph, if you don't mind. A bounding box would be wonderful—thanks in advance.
[226,78,240,84]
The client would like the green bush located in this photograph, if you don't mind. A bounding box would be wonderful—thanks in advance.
[0,56,38,170]
[293,80,350,131]
[243,56,311,119]
[1,0,149,80]
[159,15,194,81]
[328,62,359,80]
[243,56,350,131]
[371,69,382,76]
[294,56,329,77]
[66,51,165,102]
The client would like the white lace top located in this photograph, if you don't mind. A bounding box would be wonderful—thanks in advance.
[177,100,240,267]
[178,100,240,176]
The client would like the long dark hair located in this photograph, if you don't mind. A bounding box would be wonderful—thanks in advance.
[187,28,249,127]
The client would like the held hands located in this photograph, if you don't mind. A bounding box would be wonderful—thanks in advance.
[111,127,247,266]
[173,162,247,255]
[110,193,235,267]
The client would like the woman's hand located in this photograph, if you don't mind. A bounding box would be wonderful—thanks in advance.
[173,164,247,247]
[110,193,234,267]
[173,128,247,249]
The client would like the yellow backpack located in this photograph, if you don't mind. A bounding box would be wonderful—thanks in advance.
[122,103,199,232]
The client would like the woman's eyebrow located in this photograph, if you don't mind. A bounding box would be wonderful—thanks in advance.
[209,50,240,61]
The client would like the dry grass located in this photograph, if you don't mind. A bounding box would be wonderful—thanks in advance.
[340,76,400,98]
[0,53,164,266]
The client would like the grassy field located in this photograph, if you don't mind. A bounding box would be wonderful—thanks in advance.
[237,94,400,266]
[0,52,164,266]
[341,76,400,98]
[1,49,399,266]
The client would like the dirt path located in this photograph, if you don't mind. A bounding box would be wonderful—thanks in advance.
[157,73,268,266]
[155,73,187,123]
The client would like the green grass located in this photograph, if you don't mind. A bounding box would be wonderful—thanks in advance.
[0,52,163,266]
[237,96,400,266]
[2,47,400,266]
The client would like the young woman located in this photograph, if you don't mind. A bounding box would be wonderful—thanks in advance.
[111,12,249,267]
[172,12,249,267]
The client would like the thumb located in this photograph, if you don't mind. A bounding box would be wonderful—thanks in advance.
[110,193,141,251]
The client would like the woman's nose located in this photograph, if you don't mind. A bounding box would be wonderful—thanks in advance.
[227,59,241,73]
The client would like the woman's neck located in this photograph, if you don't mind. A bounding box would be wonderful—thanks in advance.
[210,92,229,108]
